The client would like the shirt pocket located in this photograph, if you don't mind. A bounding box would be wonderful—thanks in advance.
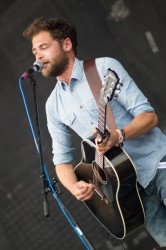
[61,112,76,126]
[84,98,98,113]
[60,112,84,137]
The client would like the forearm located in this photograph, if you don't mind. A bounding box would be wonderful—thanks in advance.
[96,112,158,155]
[123,112,158,140]
[55,163,78,192]
[55,163,95,201]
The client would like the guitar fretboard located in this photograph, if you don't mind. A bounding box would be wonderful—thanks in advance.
[94,68,119,170]
[95,99,107,169]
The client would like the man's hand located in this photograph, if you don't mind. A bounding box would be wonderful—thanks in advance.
[56,164,95,201]
[70,181,95,201]
[95,130,119,155]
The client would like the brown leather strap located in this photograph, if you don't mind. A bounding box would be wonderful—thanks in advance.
[83,59,117,130]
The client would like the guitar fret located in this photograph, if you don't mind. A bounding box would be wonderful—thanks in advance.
[99,106,105,112]
[98,103,106,133]
[98,113,105,120]
[98,117,105,126]
[95,151,104,168]
[98,120,104,128]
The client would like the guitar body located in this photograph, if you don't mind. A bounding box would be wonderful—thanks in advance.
[74,138,145,239]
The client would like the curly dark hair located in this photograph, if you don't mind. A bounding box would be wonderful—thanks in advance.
[23,17,77,55]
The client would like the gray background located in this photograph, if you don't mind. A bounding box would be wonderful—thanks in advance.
[0,0,166,249]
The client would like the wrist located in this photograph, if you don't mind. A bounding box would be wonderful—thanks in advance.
[116,129,125,145]
[120,128,125,141]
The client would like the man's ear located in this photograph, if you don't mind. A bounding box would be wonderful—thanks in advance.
[62,38,72,52]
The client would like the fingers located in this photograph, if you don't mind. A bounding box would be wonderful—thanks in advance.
[74,181,95,201]
[95,130,119,155]
[95,135,111,155]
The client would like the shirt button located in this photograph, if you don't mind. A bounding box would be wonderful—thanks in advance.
[80,106,83,109]
[91,122,93,125]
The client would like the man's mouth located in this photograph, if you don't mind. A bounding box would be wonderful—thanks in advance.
[43,62,49,68]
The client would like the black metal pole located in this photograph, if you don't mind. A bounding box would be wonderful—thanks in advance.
[29,75,50,217]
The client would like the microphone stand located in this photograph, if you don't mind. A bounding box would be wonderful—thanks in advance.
[28,75,95,250]
[29,75,50,217]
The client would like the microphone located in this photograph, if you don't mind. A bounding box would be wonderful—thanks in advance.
[21,61,44,79]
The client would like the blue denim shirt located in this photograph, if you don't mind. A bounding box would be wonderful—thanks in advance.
[46,57,166,188]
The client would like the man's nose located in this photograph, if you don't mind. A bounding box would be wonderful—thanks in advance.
[36,52,43,61]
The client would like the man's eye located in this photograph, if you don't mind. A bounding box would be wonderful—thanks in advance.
[41,46,48,49]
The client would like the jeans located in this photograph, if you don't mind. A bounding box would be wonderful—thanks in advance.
[140,168,166,247]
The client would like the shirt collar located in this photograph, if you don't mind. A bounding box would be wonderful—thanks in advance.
[70,58,83,81]
[57,58,83,88]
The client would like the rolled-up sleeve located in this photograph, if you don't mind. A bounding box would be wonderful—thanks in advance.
[119,75,154,117]
[103,58,154,117]
[46,96,75,165]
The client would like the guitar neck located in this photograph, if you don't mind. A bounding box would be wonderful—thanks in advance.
[98,100,107,133]
[95,100,107,168]
[94,68,120,170]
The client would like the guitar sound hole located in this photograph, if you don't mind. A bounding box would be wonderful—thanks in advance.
[92,162,107,184]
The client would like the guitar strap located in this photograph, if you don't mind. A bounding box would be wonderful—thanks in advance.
[83,59,117,130]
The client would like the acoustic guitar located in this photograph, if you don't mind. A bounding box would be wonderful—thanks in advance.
[74,68,145,239]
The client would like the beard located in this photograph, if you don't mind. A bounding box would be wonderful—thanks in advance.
[42,46,69,78]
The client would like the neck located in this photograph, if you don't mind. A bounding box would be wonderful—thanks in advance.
[57,54,75,84]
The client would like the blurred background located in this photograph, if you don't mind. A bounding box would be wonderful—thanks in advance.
[0,0,166,249]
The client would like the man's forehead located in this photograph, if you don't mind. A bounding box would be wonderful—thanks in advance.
[32,31,52,42]
[32,31,53,49]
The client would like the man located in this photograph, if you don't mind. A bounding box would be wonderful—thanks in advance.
[23,17,166,246]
